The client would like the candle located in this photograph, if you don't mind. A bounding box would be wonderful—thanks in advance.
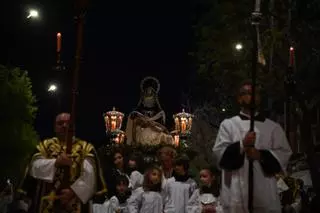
[181,119,186,132]
[174,135,179,147]
[111,120,116,130]
[289,46,294,67]
[115,135,120,144]
[57,33,62,53]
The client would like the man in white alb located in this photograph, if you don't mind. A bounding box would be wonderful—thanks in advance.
[213,80,292,213]
[16,113,106,213]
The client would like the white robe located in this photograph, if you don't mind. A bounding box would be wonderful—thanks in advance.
[30,157,96,205]
[93,196,129,213]
[127,187,175,213]
[213,115,292,213]
[166,177,197,213]
[187,189,224,213]
[130,170,144,198]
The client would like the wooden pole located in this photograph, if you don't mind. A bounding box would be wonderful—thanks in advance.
[248,0,262,212]
[54,0,88,211]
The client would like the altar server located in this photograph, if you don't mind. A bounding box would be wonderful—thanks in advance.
[213,80,292,213]
[167,155,197,213]
[187,166,223,213]
[127,165,175,213]
[93,175,131,213]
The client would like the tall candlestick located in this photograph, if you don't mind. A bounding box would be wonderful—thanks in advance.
[57,33,62,53]
[289,46,294,67]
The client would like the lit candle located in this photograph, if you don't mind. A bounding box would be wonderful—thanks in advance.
[115,135,120,144]
[111,120,116,130]
[289,46,294,67]
[181,119,186,132]
[174,135,179,147]
[57,33,62,53]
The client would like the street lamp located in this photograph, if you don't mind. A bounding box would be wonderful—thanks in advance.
[104,107,125,144]
[48,84,57,93]
[27,9,39,19]
[235,43,243,51]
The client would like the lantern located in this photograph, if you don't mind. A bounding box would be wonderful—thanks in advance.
[170,130,180,147]
[104,107,125,144]
[173,109,194,148]
[173,109,194,135]
[104,107,124,133]
[114,132,126,144]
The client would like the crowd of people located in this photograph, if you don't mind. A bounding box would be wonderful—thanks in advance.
[0,80,317,213]
[94,145,221,213]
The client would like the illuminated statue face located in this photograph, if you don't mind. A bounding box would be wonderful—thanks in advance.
[143,87,156,108]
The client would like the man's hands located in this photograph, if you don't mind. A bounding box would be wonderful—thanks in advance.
[243,131,261,161]
[55,152,72,167]
[59,188,75,205]
[243,131,256,147]
[245,147,261,160]
[202,204,216,213]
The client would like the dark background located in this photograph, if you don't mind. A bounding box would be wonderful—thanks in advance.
[0,0,195,147]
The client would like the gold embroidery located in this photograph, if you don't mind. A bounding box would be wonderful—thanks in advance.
[38,137,94,213]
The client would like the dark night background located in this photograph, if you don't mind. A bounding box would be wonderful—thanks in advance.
[0,0,195,147]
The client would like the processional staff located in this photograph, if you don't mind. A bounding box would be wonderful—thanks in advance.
[249,0,264,212]
[55,0,88,211]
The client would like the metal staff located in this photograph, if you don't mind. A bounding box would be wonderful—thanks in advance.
[55,0,88,211]
[249,0,263,212]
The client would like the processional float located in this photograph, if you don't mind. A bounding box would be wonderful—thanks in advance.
[103,76,194,149]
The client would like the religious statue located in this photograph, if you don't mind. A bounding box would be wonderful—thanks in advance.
[125,77,173,146]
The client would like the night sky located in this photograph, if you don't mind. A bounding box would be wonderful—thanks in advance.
[1,0,195,146]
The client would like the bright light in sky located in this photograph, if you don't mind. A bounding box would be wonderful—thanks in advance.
[27,9,39,19]
[235,43,243,51]
[222,108,226,112]
[48,84,57,92]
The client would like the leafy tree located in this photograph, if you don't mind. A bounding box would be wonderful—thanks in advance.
[0,65,38,181]
[189,0,291,109]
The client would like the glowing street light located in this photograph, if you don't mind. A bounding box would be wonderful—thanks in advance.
[27,9,39,19]
[48,84,57,92]
[235,43,243,51]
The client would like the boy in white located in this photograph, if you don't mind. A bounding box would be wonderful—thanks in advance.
[167,155,197,213]
[93,175,131,213]
[127,166,175,213]
[187,166,223,213]
[213,81,292,213]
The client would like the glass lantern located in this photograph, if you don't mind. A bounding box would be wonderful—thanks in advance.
[173,109,194,136]
[104,107,125,144]
[170,130,180,147]
[104,107,124,133]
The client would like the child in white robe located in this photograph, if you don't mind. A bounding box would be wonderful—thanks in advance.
[187,166,223,213]
[167,154,197,213]
[93,175,131,213]
[127,153,144,197]
[127,165,175,213]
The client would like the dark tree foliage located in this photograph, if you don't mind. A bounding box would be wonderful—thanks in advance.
[0,65,38,181]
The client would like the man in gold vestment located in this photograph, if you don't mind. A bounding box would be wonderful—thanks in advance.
[16,113,107,213]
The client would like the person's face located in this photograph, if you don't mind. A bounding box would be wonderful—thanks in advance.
[174,164,186,176]
[237,84,261,108]
[128,160,137,169]
[199,169,214,186]
[149,169,161,185]
[159,149,173,163]
[116,181,128,195]
[54,113,71,138]
[114,153,124,169]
